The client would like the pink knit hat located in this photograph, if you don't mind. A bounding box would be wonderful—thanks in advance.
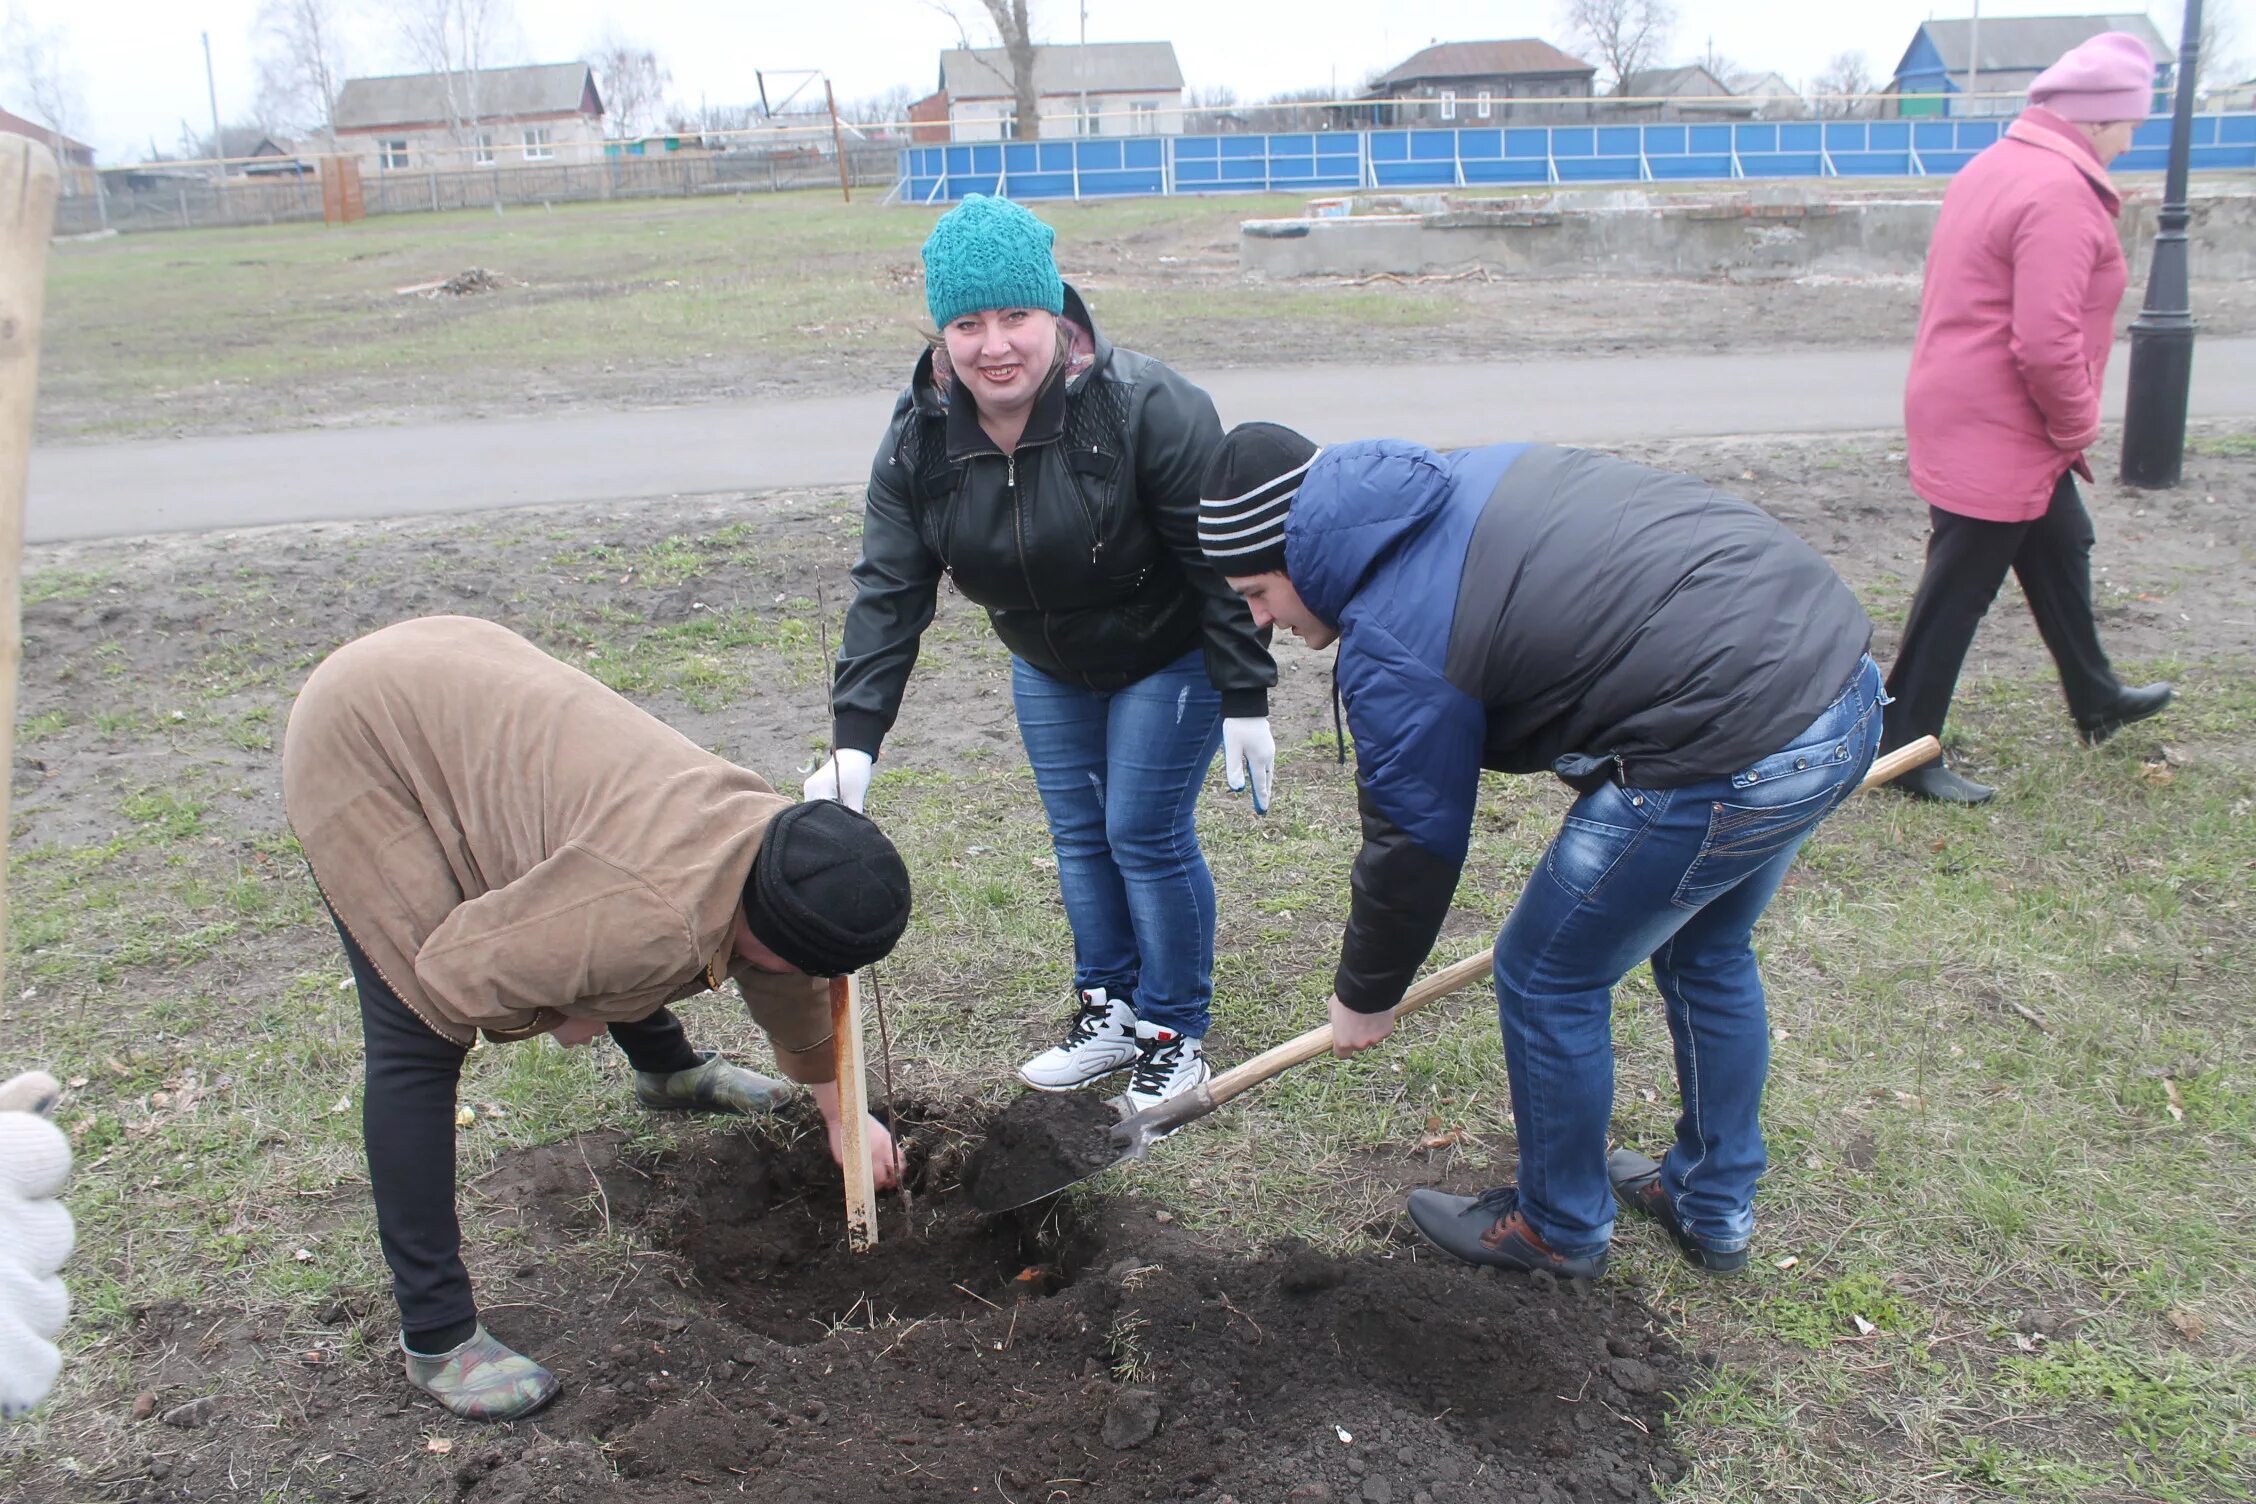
[2027,31,2156,123]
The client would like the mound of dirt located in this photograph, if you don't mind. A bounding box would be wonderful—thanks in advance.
[452,1100,1695,1503]
[964,1090,1125,1212]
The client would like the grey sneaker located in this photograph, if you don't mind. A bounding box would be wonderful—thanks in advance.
[401,1326,558,1421]
[1019,988,1141,1091]
[633,1050,792,1115]
[1405,1185,1610,1280]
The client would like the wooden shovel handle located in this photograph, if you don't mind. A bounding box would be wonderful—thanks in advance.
[1203,733,1940,1111]
[1204,951,1494,1109]
[1860,735,1940,791]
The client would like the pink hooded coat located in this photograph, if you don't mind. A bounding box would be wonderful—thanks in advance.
[1903,107,2128,522]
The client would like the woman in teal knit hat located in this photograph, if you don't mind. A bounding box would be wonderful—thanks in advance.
[804,193,1277,1113]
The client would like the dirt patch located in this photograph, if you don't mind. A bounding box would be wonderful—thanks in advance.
[53,1103,1692,1503]
[965,1092,1126,1213]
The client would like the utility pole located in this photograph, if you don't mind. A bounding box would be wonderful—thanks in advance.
[1963,0,1980,117]
[1078,1,1090,138]
[2120,0,2203,487]
[202,31,225,177]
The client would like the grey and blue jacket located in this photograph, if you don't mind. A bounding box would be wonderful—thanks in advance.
[1293,440,1871,1014]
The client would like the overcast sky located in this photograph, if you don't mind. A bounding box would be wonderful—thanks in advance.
[8,0,2250,162]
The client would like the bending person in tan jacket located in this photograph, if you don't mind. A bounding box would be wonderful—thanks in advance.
[282,616,914,1422]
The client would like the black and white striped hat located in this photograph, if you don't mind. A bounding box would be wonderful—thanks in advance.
[1197,422,1321,577]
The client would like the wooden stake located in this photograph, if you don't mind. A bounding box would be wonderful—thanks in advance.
[828,972,877,1250]
[0,138,61,1007]
[824,78,852,205]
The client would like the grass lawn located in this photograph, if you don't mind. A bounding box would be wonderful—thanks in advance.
[3,429,2250,1498]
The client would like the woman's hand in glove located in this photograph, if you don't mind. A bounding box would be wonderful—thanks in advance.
[1222,717,1276,815]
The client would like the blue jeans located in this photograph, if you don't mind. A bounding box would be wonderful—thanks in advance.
[1494,655,1884,1259]
[1012,649,1225,1037]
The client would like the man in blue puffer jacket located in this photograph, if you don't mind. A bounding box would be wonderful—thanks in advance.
[1198,424,1879,1278]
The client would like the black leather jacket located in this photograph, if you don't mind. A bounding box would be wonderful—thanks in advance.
[830,286,1274,758]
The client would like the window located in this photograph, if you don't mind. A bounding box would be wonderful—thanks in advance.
[1130,100,1157,133]
[473,131,496,165]
[377,139,409,170]
[1440,88,1456,121]
[1477,90,1492,120]
[521,126,554,160]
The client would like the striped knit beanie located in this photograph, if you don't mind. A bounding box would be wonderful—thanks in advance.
[1198,422,1321,576]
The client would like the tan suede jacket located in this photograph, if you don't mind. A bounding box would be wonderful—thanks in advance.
[281,616,832,1081]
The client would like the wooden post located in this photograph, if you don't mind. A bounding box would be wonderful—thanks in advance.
[0,138,61,1005]
[827,973,877,1250]
[825,78,852,204]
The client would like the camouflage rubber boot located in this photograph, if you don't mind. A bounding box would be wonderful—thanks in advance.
[400,1326,559,1421]
[633,1049,792,1116]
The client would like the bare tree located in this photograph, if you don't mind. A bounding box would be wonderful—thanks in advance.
[2,7,86,150]
[252,0,349,148]
[2171,1,2244,90]
[395,0,522,143]
[588,29,669,138]
[1696,37,1737,88]
[1253,86,1344,133]
[1810,50,1876,119]
[1185,84,1238,133]
[1560,0,1676,93]
[927,0,1041,139]
[978,0,1039,139]
[842,83,917,131]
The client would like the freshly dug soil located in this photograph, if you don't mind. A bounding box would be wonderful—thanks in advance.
[73,1101,1694,1503]
[964,1091,1126,1213]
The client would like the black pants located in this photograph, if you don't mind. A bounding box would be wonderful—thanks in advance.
[337,916,701,1347]
[1881,472,2121,752]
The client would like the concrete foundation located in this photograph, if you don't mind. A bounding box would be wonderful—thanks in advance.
[1241,188,2256,284]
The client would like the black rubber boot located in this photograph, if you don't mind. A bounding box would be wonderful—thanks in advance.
[2078,682,2174,746]
[1889,761,1996,805]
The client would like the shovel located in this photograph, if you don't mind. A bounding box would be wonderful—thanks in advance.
[975,735,1940,1211]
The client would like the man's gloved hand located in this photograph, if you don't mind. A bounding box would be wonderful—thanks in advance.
[1222,717,1276,815]
[802,749,873,812]
[0,1071,72,1419]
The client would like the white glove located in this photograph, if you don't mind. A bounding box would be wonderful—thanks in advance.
[802,748,873,813]
[0,1071,72,1420]
[1222,717,1276,815]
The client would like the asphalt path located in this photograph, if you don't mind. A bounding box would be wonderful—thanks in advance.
[28,339,2256,543]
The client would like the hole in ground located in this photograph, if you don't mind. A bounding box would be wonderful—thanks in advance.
[641,1098,1107,1344]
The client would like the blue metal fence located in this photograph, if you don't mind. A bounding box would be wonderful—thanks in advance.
[899,113,2256,203]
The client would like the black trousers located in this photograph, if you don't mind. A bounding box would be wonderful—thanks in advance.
[337,916,701,1346]
[1881,471,2121,752]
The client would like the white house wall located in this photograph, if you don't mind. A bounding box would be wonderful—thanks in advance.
[342,114,607,173]
[947,93,1186,141]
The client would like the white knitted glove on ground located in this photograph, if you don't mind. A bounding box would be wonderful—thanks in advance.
[1222,716,1276,815]
[802,749,873,812]
[0,1071,72,1419]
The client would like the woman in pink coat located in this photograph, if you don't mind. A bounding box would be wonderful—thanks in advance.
[1882,31,2173,803]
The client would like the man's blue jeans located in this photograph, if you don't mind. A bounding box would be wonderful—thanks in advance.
[1495,655,1884,1260]
[1012,649,1226,1037]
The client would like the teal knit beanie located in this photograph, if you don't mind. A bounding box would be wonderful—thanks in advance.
[921,195,1066,328]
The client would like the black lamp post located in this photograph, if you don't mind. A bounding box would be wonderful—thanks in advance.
[2119,0,2203,488]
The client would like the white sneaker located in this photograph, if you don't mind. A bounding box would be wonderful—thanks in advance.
[1119,1021,1210,1115]
[1018,987,1141,1091]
